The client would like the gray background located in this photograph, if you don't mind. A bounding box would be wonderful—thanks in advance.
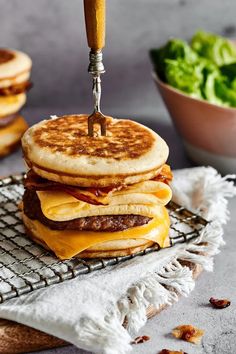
[1,1,236,353]
[1,0,236,118]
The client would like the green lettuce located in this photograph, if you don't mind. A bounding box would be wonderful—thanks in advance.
[150,38,198,81]
[215,76,236,107]
[220,62,236,80]
[165,58,204,99]
[198,60,223,105]
[216,63,236,107]
[191,30,236,66]
[150,30,236,108]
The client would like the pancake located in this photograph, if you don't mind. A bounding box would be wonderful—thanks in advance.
[0,114,28,157]
[21,114,169,187]
[0,49,32,89]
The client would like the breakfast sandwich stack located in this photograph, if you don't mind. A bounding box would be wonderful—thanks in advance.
[21,114,173,260]
[0,48,32,157]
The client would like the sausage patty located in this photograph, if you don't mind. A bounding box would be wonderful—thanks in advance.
[23,189,152,232]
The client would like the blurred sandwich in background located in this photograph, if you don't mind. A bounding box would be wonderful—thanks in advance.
[0,48,32,157]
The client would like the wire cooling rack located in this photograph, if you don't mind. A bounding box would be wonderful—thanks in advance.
[0,174,208,303]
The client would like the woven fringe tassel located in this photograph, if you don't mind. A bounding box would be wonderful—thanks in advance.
[178,250,214,272]
[188,221,224,255]
[155,259,195,296]
[118,259,194,335]
[177,220,225,272]
[76,315,132,354]
[191,170,236,222]
[118,279,173,334]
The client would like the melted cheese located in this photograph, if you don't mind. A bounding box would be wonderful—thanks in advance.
[37,181,172,221]
[23,208,170,259]
[0,93,26,117]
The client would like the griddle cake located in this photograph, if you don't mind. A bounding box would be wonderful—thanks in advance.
[33,114,154,159]
[22,114,169,187]
[0,48,31,88]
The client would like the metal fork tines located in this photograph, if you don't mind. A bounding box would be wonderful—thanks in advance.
[87,50,106,137]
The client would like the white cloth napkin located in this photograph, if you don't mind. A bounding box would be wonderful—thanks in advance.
[0,167,235,354]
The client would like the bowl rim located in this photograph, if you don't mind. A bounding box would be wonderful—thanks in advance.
[152,71,236,113]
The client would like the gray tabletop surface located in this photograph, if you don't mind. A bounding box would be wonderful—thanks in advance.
[1,108,235,354]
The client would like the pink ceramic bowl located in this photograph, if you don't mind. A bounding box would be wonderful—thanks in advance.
[154,74,236,174]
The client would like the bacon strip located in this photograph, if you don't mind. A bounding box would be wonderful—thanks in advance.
[153,164,173,184]
[57,186,107,205]
[24,164,172,205]
[0,81,32,96]
[24,171,114,205]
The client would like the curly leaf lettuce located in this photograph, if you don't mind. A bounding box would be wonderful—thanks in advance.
[215,77,236,107]
[165,59,204,99]
[150,30,236,108]
[191,30,236,66]
[150,39,198,81]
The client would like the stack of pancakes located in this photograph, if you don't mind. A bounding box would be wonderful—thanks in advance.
[21,114,173,259]
[0,48,32,157]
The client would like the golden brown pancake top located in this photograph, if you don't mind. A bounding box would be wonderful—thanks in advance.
[0,49,14,64]
[33,115,155,160]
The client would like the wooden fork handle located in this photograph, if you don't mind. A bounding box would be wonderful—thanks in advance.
[83,0,106,51]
